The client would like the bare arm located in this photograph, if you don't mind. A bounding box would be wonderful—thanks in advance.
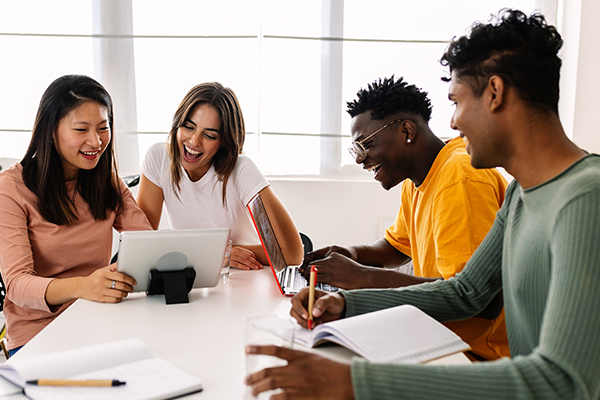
[256,186,304,266]
[45,264,136,305]
[300,238,422,289]
[136,173,164,230]
[352,238,411,267]
[309,252,439,289]
[301,238,410,273]
[230,244,265,270]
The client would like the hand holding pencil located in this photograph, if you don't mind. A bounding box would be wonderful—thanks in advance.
[289,275,346,330]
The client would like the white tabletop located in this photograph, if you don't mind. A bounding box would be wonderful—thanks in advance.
[12,268,469,399]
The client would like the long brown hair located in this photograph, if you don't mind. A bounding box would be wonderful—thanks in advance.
[168,82,245,205]
[21,75,123,225]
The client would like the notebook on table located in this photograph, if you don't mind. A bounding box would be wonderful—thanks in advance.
[252,305,470,364]
[247,194,337,296]
[0,339,203,400]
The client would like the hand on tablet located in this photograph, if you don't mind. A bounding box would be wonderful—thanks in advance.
[80,266,137,303]
[230,246,263,270]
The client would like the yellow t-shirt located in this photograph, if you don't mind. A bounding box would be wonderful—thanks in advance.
[385,137,509,361]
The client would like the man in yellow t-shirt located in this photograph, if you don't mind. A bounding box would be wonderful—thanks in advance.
[301,76,509,361]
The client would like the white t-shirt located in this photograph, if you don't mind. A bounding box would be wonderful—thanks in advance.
[142,142,269,245]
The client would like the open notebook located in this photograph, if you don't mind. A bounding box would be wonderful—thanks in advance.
[253,305,470,364]
[0,339,203,400]
[247,193,337,296]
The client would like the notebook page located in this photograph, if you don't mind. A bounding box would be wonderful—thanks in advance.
[307,305,469,364]
[1,339,151,387]
[24,358,203,400]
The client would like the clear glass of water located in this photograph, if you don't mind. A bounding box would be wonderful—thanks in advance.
[243,315,296,399]
[220,239,233,281]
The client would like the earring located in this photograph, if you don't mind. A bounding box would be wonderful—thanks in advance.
[406,138,412,144]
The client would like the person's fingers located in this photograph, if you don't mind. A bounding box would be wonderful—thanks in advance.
[245,344,299,360]
[230,259,251,270]
[290,288,310,319]
[289,307,309,328]
[243,254,263,270]
[248,371,305,398]
[108,280,134,294]
[231,257,263,270]
[109,271,136,288]
[231,247,263,270]
[299,247,331,273]
[312,293,344,318]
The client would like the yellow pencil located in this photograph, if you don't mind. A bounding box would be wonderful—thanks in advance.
[27,379,126,387]
[307,265,317,330]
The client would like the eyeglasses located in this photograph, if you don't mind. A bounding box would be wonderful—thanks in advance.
[348,119,404,158]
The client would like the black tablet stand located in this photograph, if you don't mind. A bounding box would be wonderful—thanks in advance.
[147,267,196,305]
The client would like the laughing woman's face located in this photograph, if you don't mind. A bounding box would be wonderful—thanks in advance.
[177,103,222,182]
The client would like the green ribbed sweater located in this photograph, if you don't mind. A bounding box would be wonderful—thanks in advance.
[341,155,600,400]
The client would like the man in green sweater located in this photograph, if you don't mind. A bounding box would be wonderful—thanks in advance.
[245,9,600,400]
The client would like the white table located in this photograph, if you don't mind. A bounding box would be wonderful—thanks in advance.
[12,268,469,399]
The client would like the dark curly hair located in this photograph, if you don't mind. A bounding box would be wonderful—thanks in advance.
[441,9,563,114]
[346,76,433,122]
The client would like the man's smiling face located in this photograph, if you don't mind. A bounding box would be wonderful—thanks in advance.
[350,112,413,190]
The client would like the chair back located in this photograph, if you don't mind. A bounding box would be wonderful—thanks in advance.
[299,232,313,256]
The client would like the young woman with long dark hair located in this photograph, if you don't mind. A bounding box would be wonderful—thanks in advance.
[0,75,151,356]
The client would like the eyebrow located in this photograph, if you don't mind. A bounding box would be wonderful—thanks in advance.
[72,120,108,125]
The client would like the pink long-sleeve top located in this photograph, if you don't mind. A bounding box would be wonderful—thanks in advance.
[0,163,152,350]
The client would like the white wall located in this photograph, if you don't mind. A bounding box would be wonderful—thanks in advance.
[270,179,401,250]
[118,178,401,256]
[558,0,600,152]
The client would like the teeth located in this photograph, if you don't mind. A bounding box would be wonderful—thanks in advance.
[81,151,99,156]
[185,145,201,155]
[366,164,381,173]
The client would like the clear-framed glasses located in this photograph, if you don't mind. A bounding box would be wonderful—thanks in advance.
[348,119,404,158]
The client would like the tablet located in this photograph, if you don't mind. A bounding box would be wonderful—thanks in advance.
[116,228,231,292]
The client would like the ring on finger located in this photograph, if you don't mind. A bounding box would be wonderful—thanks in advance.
[111,280,116,290]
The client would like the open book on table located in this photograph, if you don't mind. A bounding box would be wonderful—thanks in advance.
[255,305,470,364]
[0,338,203,400]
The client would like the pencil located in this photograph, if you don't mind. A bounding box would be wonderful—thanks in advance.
[26,379,126,387]
[307,265,317,330]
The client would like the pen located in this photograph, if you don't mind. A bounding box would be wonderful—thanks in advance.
[307,265,317,330]
[26,379,126,387]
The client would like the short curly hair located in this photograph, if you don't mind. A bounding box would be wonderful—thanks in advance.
[346,76,433,122]
[441,9,563,114]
